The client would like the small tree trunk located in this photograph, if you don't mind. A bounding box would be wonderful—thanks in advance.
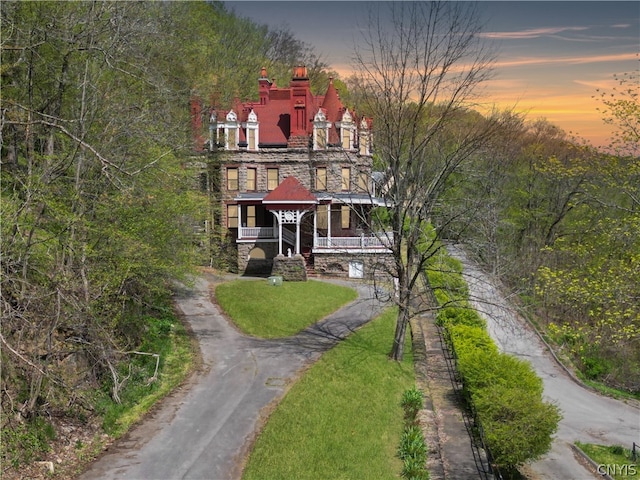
[390,305,410,361]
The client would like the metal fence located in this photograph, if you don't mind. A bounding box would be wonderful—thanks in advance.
[436,322,503,480]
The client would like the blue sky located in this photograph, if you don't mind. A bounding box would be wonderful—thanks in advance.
[225,1,639,147]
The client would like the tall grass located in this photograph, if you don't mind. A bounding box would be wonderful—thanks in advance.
[216,279,358,337]
[242,308,415,479]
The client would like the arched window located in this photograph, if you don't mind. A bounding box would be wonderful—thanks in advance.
[245,109,259,151]
[313,110,330,150]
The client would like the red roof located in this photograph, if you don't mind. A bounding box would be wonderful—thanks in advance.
[196,67,370,148]
[263,176,317,204]
[321,77,345,144]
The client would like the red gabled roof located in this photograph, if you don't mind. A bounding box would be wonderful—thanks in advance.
[263,176,317,204]
[196,67,372,149]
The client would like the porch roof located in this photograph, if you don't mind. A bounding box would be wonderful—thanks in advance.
[234,191,390,207]
[234,192,267,202]
[263,176,318,204]
[317,192,390,207]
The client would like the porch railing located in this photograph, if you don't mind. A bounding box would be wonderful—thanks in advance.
[315,232,394,249]
[239,226,275,239]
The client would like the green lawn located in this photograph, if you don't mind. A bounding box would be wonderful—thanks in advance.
[576,442,638,479]
[215,279,358,337]
[242,307,415,480]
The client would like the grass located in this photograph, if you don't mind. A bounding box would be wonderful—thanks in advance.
[97,311,195,437]
[215,279,358,337]
[242,307,415,480]
[576,442,639,479]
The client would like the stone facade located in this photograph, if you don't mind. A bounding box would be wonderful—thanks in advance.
[271,255,307,281]
[314,252,395,281]
[237,241,279,275]
[220,149,372,210]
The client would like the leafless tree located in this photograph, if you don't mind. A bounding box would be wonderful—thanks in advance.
[351,1,506,360]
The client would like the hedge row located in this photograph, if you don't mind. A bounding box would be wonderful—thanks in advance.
[427,250,561,472]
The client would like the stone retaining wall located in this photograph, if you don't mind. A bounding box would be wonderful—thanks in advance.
[271,255,307,281]
[313,252,394,280]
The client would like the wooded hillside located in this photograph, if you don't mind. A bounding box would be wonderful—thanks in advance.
[1,1,330,473]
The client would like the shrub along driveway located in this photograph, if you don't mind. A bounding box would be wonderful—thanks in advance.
[448,245,640,480]
[78,274,385,480]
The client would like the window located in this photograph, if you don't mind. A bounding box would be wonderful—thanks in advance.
[247,129,256,150]
[342,128,351,149]
[227,127,238,150]
[227,204,238,228]
[341,205,350,229]
[359,118,370,156]
[246,205,256,228]
[267,168,279,191]
[225,110,239,150]
[316,167,327,191]
[316,128,327,149]
[246,168,256,191]
[246,109,258,151]
[313,110,328,150]
[357,172,368,192]
[341,167,350,191]
[227,167,238,190]
[340,110,354,149]
[317,204,328,229]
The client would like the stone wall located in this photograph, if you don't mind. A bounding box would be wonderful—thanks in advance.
[238,241,278,275]
[218,149,372,205]
[271,255,307,281]
[314,252,394,281]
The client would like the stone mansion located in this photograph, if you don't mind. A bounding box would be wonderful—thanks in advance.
[190,66,393,279]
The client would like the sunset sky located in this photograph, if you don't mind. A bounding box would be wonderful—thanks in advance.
[226,1,639,148]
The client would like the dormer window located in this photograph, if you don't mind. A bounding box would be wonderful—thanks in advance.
[340,110,355,150]
[225,110,239,150]
[245,109,259,151]
[313,110,330,150]
[358,118,371,156]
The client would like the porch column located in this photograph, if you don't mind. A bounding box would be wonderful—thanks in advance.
[313,207,317,248]
[327,204,332,248]
[296,212,301,254]
[238,205,243,239]
[277,212,283,255]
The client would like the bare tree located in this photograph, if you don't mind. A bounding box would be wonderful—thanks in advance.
[351,2,505,360]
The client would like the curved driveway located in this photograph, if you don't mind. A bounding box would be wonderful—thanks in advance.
[79,275,385,480]
[448,245,639,480]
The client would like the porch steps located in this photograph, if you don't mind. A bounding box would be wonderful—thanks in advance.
[302,251,317,277]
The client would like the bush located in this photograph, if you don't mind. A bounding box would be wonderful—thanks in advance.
[401,386,424,423]
[473,386,561,469]
[398,425,427,460]
[426,247,561,472]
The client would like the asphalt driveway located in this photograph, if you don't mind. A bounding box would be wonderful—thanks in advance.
[448,244,640,480]
[78,274,385,480]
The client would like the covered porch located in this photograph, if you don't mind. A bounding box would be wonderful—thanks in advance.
[233,176,393,276]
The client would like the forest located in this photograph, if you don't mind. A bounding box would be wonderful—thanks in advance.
[1,0,638,475]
